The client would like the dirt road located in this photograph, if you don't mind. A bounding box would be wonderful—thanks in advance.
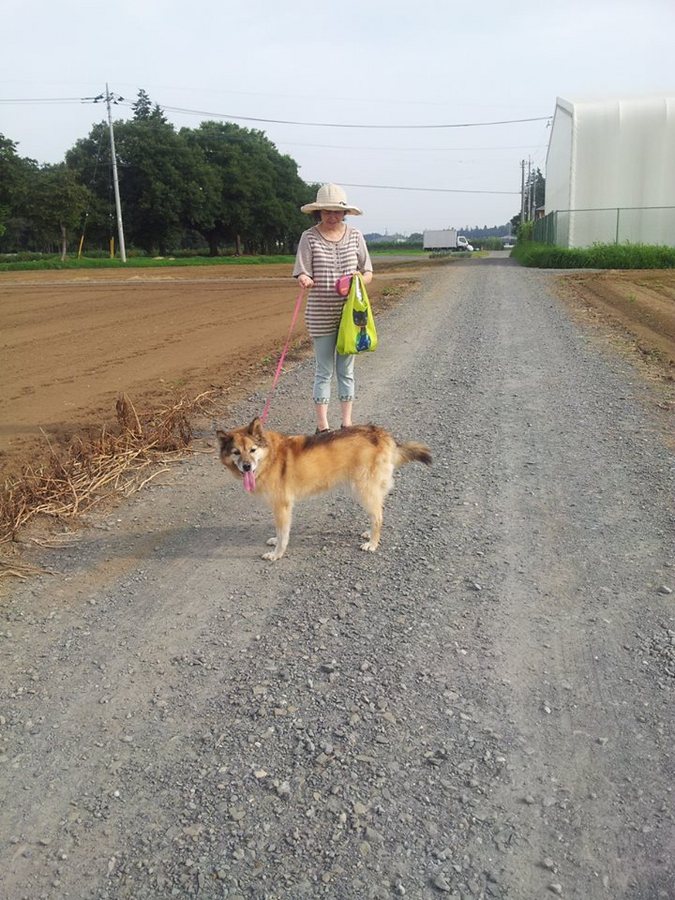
[1,256,674,899]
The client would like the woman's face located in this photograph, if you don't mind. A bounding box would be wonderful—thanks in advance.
[319,209,346,226]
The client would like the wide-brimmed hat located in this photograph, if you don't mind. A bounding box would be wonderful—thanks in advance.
[300,183,362,215]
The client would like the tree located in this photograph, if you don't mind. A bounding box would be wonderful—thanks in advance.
[529,167,545,212]
[132,89,153,121]
[183,122,310,255]
[65,123,116,250]
[61,92,316,256]
[0,134,37,244]
[66,93,208,254]
[133,88,168,125]
[26,164,92,258]
[115,116,194,253]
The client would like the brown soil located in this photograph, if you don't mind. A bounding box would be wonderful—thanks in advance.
[0,262,419,478]
[555,268,675,379]
[1,261,673,483]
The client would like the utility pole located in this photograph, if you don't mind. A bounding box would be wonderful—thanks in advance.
[104,84,127,262]
[520,160,526,225]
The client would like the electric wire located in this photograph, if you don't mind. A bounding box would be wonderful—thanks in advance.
[0,97,90,103]
[317,182,520,195]
[1,94,550,130]
[153,103,550,130]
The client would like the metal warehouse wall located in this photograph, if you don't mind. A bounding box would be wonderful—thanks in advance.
[544,95,675,248]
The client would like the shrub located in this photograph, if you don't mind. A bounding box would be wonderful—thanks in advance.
[511,242,675,269]
[517,220,534,243]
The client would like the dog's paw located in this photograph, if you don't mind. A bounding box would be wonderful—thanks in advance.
[266,537,278,546]
[361,530,371,540]
[262,549,284,561]
[360,540,378,553]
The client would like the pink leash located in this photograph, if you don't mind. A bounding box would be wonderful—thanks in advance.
[260,285,307,424]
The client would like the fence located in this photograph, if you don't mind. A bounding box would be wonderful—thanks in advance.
[533,206,675,248]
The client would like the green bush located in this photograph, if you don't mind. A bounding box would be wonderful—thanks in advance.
[517,220,534,242]
[511,242,675,269]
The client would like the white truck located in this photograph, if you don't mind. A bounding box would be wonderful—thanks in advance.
[423,229,474,252]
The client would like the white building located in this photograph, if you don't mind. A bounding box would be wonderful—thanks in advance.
[544,95,675,248]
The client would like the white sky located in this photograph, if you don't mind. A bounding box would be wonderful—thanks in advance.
[2,0,673,235]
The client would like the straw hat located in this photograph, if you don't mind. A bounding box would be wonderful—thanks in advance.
[300,183,362,215]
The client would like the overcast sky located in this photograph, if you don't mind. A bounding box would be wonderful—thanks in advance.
[2,0,673,236]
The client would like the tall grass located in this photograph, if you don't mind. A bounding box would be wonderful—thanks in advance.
[512,242,675,269]
[0,254,295,273]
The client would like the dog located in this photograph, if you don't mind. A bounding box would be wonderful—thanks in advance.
[216,418,431,560]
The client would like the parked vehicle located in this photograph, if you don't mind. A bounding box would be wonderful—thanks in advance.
[423,229,474,252]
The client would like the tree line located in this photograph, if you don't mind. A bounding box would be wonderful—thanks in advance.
[0,91,317,258]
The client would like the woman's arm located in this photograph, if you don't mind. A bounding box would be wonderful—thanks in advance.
[357,231,373,285]
[292,231,314,287]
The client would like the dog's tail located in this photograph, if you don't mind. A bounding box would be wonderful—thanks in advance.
[396,441,432,468]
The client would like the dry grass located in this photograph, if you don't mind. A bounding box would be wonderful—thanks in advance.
[0,391,216,576]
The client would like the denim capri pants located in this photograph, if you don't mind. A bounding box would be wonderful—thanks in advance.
[313,333,354,404]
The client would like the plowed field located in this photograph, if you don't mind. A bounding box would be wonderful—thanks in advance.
[0,262,418,475]
[556,268,675,375]
[1,260,673,479]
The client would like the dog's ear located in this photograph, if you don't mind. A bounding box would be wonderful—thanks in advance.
[216,429,232,451]
[248,417,265,441]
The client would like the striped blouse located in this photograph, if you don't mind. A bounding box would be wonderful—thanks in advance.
[293,225,373,338]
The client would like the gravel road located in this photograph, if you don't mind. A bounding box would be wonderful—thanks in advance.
[1,257,673,899]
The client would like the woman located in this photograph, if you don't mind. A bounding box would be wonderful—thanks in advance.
[293,183,373,433]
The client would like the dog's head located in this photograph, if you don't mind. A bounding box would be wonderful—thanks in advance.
[216,417,268,493]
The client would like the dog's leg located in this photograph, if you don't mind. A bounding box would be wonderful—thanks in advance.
[360,508,383,552]
[356,482,385,552]
[357,462,394,552]
[262,499,293,561]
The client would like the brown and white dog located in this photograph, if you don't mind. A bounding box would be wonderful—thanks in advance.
[216,418,431,560]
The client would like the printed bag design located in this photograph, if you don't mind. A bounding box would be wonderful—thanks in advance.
[336,274,378,355]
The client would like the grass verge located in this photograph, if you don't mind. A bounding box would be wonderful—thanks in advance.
[0,255,295,273]
[512,242,675,269]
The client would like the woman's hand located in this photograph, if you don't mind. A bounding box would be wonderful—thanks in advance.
[297,273,314,289]
[361,271,373,286]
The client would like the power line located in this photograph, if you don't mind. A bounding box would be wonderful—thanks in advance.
[277,141,548,152]
[1,94,549,130]
[158,104,550,130]
[0,97,89,103]
[319,182,520,196]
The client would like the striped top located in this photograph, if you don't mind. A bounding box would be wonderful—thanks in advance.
[293,225,373,337]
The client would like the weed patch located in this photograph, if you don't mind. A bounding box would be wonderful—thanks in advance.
[512,242,675,269]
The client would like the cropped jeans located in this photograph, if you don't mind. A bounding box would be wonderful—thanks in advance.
[312,333,354,404]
